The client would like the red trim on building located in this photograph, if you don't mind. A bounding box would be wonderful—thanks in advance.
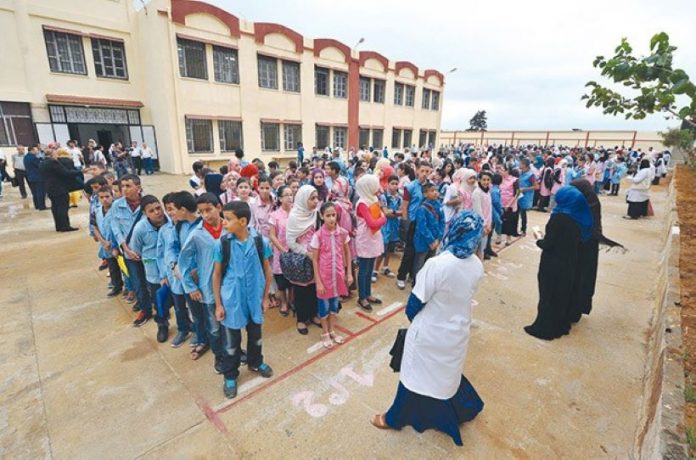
[171,0,241,38]
[46,94,144,108]
[423,69,444,85]
[313,38,351,64]
[347,58,360,149]
[395,61,418,77]
[254,23,303,54]
[358,51,389,70]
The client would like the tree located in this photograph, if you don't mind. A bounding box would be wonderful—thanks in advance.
[468,110,487,131]
[660,127,695,163]
[582,32,696,129]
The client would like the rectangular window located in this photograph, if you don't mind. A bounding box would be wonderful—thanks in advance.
[185,118,213,153]
[391,129,402,149]
[422,89,431,109]
[405,85,415,107]
[282,60,300,92]
[403,129,412,148]
[91,38,127,79]
[372,129,384,149]
[218,120,243,152]
[334,127,347,149]
[43,29,86,75]
[428,130,437,147]
[177,38,207,80]
[431,91,440,111]
[359,77,371,102]
[0,102,34,147]
[418,129,428,148]
[315,125,330,150]
[260,122,280,151]
[373,79,385,103]
[127,110,140,125]
[257,55,278,89]
[394,83,404,105]
[284,124,302,151]
[213,46,239,84]
[359,128,370,148]
[314,66,329,96]
[49,105,66,123]
[333,71,347,98]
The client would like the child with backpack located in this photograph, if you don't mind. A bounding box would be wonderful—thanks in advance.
[213,201,274,399]
[412,182,445,282]
[309,202,353,349]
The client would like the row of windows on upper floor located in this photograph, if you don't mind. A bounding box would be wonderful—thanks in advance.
[39,28,441,111]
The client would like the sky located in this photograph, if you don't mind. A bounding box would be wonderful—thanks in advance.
[184,0,695,132]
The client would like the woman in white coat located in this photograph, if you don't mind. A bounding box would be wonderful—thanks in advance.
[625,158,652,219]
[371,210,485,446]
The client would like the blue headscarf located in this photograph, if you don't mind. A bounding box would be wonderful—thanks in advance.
[534,154,544,169]
[441,210,484,259]
[552,186,593,242]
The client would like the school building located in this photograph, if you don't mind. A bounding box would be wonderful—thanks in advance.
[0,0,445,173]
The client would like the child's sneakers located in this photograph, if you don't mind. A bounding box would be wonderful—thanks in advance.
[371,271,378,283]
[381,268,396,278]
[250,363,274,378]
[156,323,169,343]
[133,311,150,327]
[170,331,190,348]
[223,378,237,399]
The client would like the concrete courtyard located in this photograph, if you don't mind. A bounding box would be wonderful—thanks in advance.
[0,173,669,458]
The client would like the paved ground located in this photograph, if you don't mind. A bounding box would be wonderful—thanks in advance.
[0,174,668,458]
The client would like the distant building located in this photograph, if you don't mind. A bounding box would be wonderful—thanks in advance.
[0,0,445,173]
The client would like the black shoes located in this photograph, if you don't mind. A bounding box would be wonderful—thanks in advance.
[58,227,79,232]
[107,287,122,297]
[156,324,169,343]
[133,311,150,327]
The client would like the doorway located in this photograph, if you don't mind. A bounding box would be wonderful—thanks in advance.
[97,130,113,150]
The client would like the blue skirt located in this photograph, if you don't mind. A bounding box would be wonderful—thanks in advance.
[384,375,483,446]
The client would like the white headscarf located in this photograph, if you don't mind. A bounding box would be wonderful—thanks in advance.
[355,174,380,206]
[458,168,478,192]
[286,185,318,255]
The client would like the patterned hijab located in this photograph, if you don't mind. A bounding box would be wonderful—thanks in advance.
[441,210,484,259]
[552,186,593,242]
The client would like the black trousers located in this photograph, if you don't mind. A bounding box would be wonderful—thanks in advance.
[15,169,27,198]
[610,183,620,195]
[292,283,317,323]
[220,322,263,379]
[49,193,71,231]
[133,157,143,175]
[519,208,528,234]
[28,181,46,210]
[107,257,123,290]
[397,221,417,282]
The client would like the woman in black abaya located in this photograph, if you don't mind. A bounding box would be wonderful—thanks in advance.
[568,179,625,322]
[524,186,593,341]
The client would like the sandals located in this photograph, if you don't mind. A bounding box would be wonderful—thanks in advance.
[269,293,280,309]
[296,323,309,335]
[321,333,334,349]
[329,330,344,344]
[190,344,209,360]
[370,414,390,430]
[310,318,322,328]
[279,306,289,317]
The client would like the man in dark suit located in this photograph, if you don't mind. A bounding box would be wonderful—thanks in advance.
[40,146,82,232]
[24,144,46,210]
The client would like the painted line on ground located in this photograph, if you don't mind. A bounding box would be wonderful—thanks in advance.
[214,305,405,415]
[332,324,355,337]
[376,302,403,317]
[355,311,378,323]
[195,397,228,433]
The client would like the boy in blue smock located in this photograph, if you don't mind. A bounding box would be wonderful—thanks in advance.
[213,201,274,399]
[94,185,123,297]
[179,193,226,371]
[516,158,537,236]
[130,195,169,335]
[375,174,402,280]
[157,193,192,348]
[412,182,445,284]
[610,157,628,196]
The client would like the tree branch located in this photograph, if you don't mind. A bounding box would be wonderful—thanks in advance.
[664,107,696,128]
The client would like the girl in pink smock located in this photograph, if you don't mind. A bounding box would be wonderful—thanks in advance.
[310,202,353,349]
[354,175,386,311]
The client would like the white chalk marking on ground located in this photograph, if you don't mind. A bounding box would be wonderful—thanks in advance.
[672,226,680,235]
[376,302,402,317]
[306,341,325,354]
[536,378,550,386]
[472,299,479,307]
[292,391,328,418]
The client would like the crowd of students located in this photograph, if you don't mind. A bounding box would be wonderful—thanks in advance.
[50,140,666,401]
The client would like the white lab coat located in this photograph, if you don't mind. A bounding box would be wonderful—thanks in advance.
[627,168,651,203]
[401,251,484,400]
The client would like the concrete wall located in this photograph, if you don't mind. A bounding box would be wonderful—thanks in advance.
[440,130,666,151]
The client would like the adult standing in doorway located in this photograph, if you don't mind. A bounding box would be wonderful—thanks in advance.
[11,145,28,199]
[130,141,142,175]
[67,140,84,170]
[371,211,486,445]
[24,144,46,210]
[40,147,82,232]
[141,142,154,175]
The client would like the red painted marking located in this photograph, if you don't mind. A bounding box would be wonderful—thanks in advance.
[215,306,405,414]
[333,324,355,337]
[195,397,227,432]
[492,236,522,254]
[355,311,378,323]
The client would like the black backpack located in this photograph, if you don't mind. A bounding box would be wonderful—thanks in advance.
[220,234,265,278]
[542,168,554,190]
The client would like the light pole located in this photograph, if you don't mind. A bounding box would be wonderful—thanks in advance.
[353,37,365,50]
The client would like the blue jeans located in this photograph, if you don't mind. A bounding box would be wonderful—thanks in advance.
[143,157,154,175]
[357,257,375,301]
[172,293,192,334]
[147,282,167,324]
[125,259,151,315]
[186,295,207,346]
[317,297,340,318]
[203,302,224,359]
